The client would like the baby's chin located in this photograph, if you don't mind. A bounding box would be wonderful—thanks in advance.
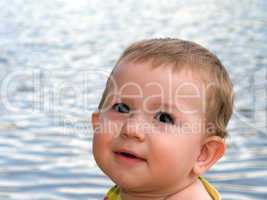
[111,174,140,188]
[107,171,152,191]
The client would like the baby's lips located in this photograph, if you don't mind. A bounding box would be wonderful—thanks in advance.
[113,148,146,161]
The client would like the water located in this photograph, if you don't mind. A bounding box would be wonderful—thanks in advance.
[0,0,266,199]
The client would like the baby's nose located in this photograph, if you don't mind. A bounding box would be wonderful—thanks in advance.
[119,113,147,142]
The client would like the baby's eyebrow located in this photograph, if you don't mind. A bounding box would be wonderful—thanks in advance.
[113,95,167,104]
[150,102,178,109]
[111,94,199,114]
[113,95,179,107]
[146,99,203,119]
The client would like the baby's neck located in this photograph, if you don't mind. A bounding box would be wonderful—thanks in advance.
[119,178,212,200]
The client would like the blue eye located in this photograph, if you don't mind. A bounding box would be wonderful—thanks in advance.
[112,103,130,113]
[154,111,174,124]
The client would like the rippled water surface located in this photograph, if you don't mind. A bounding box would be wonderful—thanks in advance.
[0,0,266,199]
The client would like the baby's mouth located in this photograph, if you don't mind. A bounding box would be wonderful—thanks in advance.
[114,150,146,161]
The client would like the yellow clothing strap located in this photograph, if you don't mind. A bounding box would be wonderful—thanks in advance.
[104,185,121,200]
[105,177,221,200]
[198,176,221,200]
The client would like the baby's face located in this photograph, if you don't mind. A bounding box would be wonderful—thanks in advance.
[92,61,208,193]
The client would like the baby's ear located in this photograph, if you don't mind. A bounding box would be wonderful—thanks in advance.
[193,136,225,176]
[91,111,100,132]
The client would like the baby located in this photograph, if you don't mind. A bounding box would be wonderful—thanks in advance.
[91,38,234,200]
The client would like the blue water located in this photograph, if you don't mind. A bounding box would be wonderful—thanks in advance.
[0,0,266,199]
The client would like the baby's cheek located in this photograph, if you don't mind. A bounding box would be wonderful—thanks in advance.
[149,150,186,185]
[93,131,112,153]
[92,118,122,158]
[97,116,124,137]
[92,133,113,169]
[150,138,195,173]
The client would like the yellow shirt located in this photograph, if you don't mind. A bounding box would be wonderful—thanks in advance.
[104,177,221,200]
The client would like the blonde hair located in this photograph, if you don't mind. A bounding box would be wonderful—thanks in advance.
[98,38,234,138]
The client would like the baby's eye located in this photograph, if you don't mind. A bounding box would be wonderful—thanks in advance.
[154,111,174,125]
[112,103,130,113]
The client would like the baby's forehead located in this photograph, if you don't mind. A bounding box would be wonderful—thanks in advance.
[109,60,211,101]
[112,63,206,90]
[108,80,205,111]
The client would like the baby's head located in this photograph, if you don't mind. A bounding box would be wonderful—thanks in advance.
[92,38,234,197]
